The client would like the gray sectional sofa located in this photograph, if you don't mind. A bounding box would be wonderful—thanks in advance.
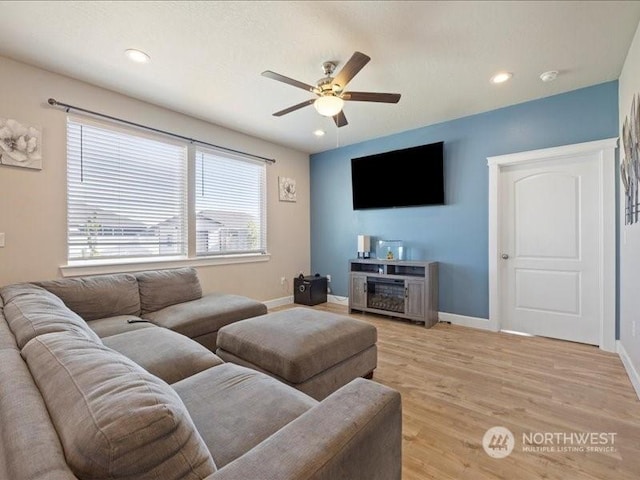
[35,267,269,351]
[0,267,402,480]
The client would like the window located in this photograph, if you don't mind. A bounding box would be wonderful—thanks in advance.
[67,118,187,261]
[66,117,268,265]
[195,149,266,256]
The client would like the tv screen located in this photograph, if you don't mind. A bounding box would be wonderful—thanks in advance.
[351,141,444,210]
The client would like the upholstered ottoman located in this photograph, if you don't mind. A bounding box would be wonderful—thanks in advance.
[215,307,377,400]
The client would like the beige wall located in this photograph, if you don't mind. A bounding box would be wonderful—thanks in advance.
[618,20,640,393]
[0,55,310,301]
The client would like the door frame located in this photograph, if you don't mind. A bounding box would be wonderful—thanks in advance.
[487,138,618,352]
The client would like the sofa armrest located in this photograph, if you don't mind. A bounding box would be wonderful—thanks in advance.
[206,378,402,480]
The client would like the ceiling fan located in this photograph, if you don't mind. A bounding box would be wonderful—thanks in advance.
[262,51,401,128]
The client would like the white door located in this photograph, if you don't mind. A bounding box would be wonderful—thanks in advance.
[500,155,601,344]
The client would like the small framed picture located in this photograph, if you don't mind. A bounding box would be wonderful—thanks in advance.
[279,176,297,202]
[0,117,43,170]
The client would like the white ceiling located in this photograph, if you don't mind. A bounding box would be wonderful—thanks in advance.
[1,1,639,154]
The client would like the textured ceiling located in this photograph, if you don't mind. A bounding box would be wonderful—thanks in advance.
[0,1,639,154]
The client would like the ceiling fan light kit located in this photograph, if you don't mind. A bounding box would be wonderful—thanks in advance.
[314,95,344,117]
[262,51,401,128]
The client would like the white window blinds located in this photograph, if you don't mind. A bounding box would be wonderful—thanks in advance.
[67,118,187,261]
[195,148,266,256]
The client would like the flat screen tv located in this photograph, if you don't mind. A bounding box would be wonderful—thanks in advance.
[351,141,444,210]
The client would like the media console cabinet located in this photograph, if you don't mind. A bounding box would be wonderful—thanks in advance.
[348,259,439,327]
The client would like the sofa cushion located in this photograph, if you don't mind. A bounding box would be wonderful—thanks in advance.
[136,267,202,315]
[143,292,268,340]
[21,332,216,480]
[0,350,77,480]
[0,283,101,349]
[87,315,154,338]
[36,273,141,320]
[0,309,18,351]
[0,282,68,305]
[173,363,316,468]
[103,327,224,384]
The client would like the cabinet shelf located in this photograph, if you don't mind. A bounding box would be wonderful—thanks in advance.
[348,259,438,327]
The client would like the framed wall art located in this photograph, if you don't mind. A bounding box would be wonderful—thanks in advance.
[279,176,297,202]
[0,117,42,170]
[622,93,640,224]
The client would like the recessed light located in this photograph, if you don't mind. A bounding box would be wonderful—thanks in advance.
[490,72,513,84]
[540,70,559,82]
[125,49,150,63]
[313,129,325,137]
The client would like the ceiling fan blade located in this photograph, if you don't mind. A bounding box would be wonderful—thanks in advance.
[343,92,401,103]
[262,70,315,92]
[333,52,370,90]
[333,110,348,128]
[273,99,315,117]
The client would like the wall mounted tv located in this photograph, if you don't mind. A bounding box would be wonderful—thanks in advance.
[351,141,445,210]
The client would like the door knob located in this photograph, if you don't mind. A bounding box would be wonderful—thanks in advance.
[501,253,509,259]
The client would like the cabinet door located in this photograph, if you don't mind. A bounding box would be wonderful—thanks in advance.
[405,279,425,319]
[350,274,367,310]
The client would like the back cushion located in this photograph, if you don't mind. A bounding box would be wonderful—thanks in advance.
[0,293,20,351]
[0,350,78,480]
[0,283,101,349]
[0,312,18,351]
[136,268,202,314]
[21,332,216,480]
[36,273,141,320]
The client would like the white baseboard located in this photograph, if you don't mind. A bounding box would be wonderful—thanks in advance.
[264,296,293,309]
[617,340,640,401]
[327,294,349,305]
[438,312,491,330]
[265,295,346,309]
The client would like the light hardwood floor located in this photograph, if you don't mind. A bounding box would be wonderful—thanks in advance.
[273,303,640,480]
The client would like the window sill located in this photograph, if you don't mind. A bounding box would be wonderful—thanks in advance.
[60,253,271,278]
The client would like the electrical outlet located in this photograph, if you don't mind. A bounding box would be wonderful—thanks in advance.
[326,274,331,282]
[280,277,286,285]
[0,233,4,247]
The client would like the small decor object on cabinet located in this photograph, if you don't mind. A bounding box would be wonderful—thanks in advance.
[357,234,371,258]
[279,176,297,202]
[377,240,404,261]
[0,117,42,170]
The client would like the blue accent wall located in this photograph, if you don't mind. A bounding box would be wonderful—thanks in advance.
[310,81,618,319]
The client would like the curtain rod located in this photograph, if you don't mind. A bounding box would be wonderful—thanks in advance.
[47,98,276,164]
